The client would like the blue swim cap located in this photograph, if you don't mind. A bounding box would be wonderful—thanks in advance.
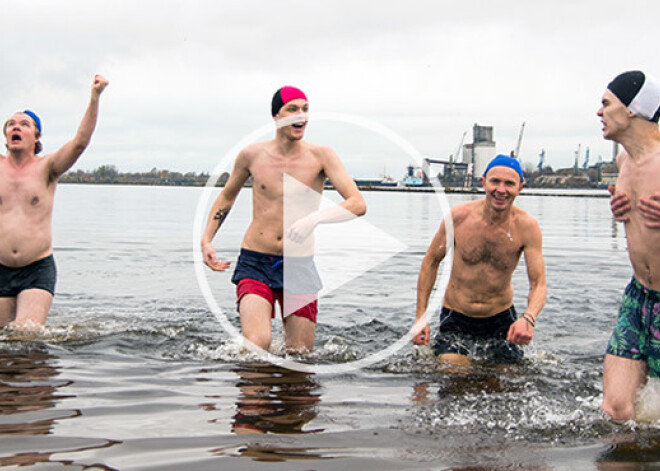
[483,154,523,182]
[23,109,42,134]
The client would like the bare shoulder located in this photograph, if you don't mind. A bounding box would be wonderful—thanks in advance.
[513,207,542,240]
[452,200,479,226]
[308,143,339,161]
[236,140,275,170]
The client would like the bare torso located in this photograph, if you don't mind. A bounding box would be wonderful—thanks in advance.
[444,200,525,317]
[241,141,325,255]
[616,149,660,290]
[0,155,56,267]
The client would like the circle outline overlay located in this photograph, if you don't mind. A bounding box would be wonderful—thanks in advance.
[192,111,454,374]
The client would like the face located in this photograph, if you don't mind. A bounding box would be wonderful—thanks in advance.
[597,89,632,141]
[4,112,38,152]
[275,98,309,140]
[481,166,523,211]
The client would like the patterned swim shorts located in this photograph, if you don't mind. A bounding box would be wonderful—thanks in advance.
[606,277,660,378]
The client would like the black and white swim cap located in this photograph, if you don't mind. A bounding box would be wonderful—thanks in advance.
[607,70,660,122]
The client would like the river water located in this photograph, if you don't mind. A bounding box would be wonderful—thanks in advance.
[1,184,658,470]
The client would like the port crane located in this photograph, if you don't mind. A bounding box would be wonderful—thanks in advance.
[537,149,546,172]
[513,122,526,160]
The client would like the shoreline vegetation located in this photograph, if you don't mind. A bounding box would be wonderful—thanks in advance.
[59,165,612,196]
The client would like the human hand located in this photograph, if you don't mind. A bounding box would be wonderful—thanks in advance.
[639,192,660,228]
[608,185,630,222]
[92,74,109,96]
[202,242,231,271]
[285,215,317,244]
[507,317,533,345]
[411,318,431,346]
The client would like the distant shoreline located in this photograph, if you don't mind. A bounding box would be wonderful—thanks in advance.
[58,181,610,197]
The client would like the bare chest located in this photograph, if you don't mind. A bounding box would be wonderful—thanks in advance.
[249,155,325,199]
[617,158,660,204]
[457,227,522,272]
[0,161,54,211]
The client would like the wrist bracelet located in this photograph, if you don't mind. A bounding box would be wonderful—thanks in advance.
[522,313,536,327]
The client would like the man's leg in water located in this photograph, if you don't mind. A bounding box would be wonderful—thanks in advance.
[602,353,647,421]
[284,315,315,353]
[0,297,17,327]
[239,293,274,351]
[13,289,52,330]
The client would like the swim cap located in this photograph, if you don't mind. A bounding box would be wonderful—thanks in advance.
[483,154,524,182]
[607,70,660,122]
[23,109,42,134]
[271,86,308,116]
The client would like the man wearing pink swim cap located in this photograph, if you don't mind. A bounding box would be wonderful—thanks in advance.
[0,75,109,330]
[201,86,366,353]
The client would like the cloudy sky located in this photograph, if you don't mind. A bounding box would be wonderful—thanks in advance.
[2,0,659,178]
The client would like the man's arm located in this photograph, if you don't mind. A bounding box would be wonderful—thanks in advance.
[286,147,366,243]
[322,146,366,217]
[507,217,547,345]
[608,152,631,222]
[49,75,109,179]
[412,220,448,345]
[201,151,251,271]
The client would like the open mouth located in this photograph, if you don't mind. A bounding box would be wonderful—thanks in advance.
[292,122,305,129]
[10,134,21,143]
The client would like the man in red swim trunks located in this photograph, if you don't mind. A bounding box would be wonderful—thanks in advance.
[201,86,366,353]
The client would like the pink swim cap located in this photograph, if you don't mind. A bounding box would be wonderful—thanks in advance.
[271,86,308,116]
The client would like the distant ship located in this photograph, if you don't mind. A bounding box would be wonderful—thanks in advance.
[402,165,430,187]
[353,176,399,188]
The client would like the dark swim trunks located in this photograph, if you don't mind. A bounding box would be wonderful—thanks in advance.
[607,277,660,378]
[231,249,322,322]
[432,306,523,364]
[0,255,57,297]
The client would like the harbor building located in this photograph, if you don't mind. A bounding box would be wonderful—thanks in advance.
[463,123,496,181]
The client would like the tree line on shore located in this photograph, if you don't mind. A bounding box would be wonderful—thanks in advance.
[60,165,230,187]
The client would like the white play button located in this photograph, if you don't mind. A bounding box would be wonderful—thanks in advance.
[282,173,407,317]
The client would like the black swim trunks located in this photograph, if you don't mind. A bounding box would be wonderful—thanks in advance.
[0,255,57,297]
[432,306,523,364]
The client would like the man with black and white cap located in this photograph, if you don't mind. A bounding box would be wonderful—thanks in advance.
[598,70,660,421]
[0,75,109,330]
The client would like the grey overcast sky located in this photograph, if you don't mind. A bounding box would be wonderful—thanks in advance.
[2,0,659,177]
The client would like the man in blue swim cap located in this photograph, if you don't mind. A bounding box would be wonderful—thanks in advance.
[412,154,547,367]
[0,74,109,331]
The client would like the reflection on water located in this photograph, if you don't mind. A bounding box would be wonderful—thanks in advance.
[229,363,322,435]
[0,347,68,435]
[210,444,331,463]
[0,345,119,468]
[597,430,660,469]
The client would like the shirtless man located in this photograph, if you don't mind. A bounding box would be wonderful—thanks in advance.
[598,70,660,421]
[412,155,547,366]
[0,74,109,330]
[201,86,366,352]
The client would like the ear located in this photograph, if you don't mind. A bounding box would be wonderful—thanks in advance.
[520,181,525,191]
[481,176,486,186]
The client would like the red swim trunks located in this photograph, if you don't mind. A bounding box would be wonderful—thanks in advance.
[236,278,318,323]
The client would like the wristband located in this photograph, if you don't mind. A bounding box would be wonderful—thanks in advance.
[522,313,536,327]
